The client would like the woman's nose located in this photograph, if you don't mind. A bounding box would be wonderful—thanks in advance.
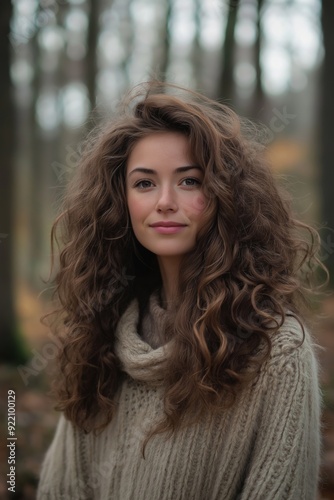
[156,185,178,212]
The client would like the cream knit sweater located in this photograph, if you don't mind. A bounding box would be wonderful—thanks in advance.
[37,291,322,500]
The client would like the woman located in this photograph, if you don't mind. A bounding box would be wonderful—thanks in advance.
[37,81,326,500]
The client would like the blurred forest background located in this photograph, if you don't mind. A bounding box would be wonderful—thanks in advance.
[1,0,334,498]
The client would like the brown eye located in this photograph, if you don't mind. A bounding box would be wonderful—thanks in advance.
[134,180,153,189]
[181,178,201,186]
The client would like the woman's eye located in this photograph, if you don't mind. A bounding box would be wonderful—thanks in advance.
[181,177,201,187]
[134,180,153,189]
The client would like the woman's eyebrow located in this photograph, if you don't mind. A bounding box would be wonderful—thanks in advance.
[128,165,203,177]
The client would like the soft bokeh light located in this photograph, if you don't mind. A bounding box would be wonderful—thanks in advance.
[10,59,34,86]
[235,18,257,47]
[61,82,90,128]
[130,0,158,26]
[98,32,126,65]
[261,46,290,95]
[262,0,322,95]
[38,26,65,52]
[200,15,225,50]
[64,8,88,33]
[36,90,61,131]
[234,61,256,90]
[16,0,38,17]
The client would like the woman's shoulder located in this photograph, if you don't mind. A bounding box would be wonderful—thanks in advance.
[262,312,321,379]
[270,313,318,353]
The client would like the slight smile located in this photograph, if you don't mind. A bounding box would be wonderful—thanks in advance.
[149,221,188,234]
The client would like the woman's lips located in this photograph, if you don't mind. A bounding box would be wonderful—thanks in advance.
[149,221,188,234]
[150,225,187,234]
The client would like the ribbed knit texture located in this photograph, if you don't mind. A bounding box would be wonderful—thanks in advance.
[138,287,173,349]
[37,291,322,500]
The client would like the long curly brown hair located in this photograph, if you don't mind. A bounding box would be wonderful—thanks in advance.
[43,81,328,457]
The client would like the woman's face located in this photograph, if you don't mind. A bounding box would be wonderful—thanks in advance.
[126,132,208,259]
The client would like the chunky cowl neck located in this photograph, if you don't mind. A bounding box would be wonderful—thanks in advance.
[114,290,175,385]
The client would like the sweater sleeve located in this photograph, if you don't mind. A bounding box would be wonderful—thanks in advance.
[239,319,322,500]
[36,414,91,500]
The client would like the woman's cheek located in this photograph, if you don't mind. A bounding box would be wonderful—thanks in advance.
[127,195,145,219]
[191,194,208,215]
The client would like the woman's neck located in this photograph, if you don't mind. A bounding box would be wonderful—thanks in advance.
[156,255,180,310]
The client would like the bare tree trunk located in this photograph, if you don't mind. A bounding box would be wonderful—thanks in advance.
[251,0,265,118]
[28,28,45,290]
[156,0,172,81]
[87,0,99,111]
[0,0,28,363]
[320,0,334,289]
[192,0,202,88]
[217,0,240,103]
